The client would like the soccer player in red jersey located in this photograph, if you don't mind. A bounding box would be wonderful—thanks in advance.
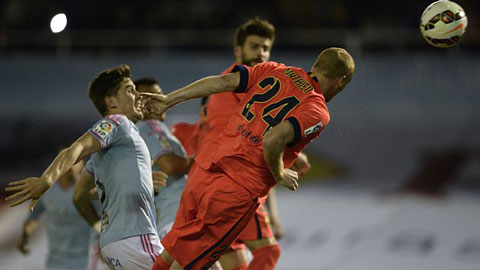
[171,18,290,270]
[148,47,355,270]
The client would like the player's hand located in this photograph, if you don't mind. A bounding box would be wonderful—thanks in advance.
[16,234,29,255]
[140,93,169,119]
[152,171,168,192]
[5,177,52,211]
[275,169,298,191]
[88,187,99,201]
[291,152,310,177]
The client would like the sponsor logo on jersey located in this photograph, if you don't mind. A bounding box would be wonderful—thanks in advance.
[100,121,113,132]
[237,124,261,145]
[305,122,323,136]
[93,120,114,140]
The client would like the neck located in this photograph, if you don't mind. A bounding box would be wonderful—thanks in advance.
[311,71,330,95]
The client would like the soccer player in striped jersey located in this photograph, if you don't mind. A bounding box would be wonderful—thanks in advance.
[148,47,355,270]
[134,78,192,239]
[6,65,161,270]
[134,78,223,270]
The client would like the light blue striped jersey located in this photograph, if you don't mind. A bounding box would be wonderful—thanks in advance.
[136,120,187,231]
[87,114,157,248]
[28,182,90,270]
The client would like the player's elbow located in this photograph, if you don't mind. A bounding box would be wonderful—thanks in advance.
[73,189,87,206]
[263,131,280,151]
[157,156,188,175]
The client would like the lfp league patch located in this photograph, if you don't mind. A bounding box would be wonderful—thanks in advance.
[304,122,323,136]
[93,120,114,140]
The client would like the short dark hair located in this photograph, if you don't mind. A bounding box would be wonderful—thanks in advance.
[134,77,159,88]
[88,65,131,116]
[234,17,275,47]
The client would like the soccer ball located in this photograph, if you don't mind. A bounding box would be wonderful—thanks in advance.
[420,0,468,48]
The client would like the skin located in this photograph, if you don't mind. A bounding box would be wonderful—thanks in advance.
[5,78,145,211]
[234,35,273,66]
[17,161,84,254]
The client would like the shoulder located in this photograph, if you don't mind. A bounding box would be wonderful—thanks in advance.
[221,63,238,75]
[106,114,131,127]
[260,61,284,68]
[294,94,330,124]
[137,120,167,135]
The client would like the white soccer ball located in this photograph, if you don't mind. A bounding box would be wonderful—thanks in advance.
[420,0,467,48]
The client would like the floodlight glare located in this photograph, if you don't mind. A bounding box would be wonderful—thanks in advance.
[50,13,67,33]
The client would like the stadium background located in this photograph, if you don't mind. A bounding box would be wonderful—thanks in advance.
[0,0,479,269]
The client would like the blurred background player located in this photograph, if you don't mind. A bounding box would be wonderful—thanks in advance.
[17,158,91,270]
[134,78,223,270]
[6,65,161,270]
[170,17,311,270]
[150,47,355,270]
[134,78,192,239]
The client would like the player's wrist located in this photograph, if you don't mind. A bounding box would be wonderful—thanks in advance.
[272,170,285,182]
[93,220,101,233]
[40,174,55,187]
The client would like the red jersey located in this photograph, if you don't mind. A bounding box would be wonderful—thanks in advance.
[172,64,241,156]
[196,61,330,198]
[196,64,244,154]
[170,122,200,156]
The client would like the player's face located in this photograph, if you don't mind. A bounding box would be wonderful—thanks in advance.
[324,77,348,103]
[236,35,272,67]
[136,83,167,121]
[114,78,143,122]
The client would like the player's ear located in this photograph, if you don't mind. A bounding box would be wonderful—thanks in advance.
[104,96,117,109]
[234,45,241,59]
[335,75,347,90]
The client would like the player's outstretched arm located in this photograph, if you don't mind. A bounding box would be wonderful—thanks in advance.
[156,155,192,175]
[144,72,240,116]
[263,121,299,191]
[73,170,101,230]
[5,132,102,211]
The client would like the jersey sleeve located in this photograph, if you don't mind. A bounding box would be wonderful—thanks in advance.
[285,97,330,146]
[85,159,95,176]
[231,62,275,93]
[88,118,120,148]
[231,65,249,93]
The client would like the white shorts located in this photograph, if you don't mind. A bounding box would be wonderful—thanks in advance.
[100,234,163,270]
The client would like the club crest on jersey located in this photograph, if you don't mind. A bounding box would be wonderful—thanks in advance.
[304,122,323,136]
[93,120,113,140]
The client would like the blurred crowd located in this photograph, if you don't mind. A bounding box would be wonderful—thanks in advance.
[1,0,478,30]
